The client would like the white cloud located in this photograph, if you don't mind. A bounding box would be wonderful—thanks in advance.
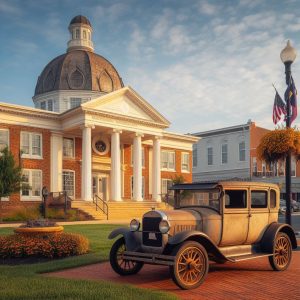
[198,1,218,16]
[0,1,21,15]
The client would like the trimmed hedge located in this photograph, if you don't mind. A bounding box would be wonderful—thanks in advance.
[0,233,89,258]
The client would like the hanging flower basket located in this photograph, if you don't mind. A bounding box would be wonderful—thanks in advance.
[257,128,300,163]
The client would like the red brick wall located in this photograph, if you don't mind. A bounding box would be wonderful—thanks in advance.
[0,124,51,215]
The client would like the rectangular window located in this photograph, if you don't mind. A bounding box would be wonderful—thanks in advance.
[192,144,197,167]
[161,151,175,171]
[239,141,246,161]
[207,147,213,165]
[161,179,173,195]
[21,132,42,158]
[63,138,75,158]
[251,190,267,208]
[225,190,247,209]
[270,190,277,208]
[0,129,9,151]
[62,171,75,197]
[83,30,87,39]
[70,97,82,109]
[131,176,145,198]
[181,153,190,172]
[75,29,80,39]
[47,100,53,111]
[40,101,46,110]
[221,144,228,164]
[252,157,257,176]
[21,169,42,199]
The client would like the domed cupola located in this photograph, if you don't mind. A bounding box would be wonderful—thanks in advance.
[67,15,94,52]
[33,15,124,113]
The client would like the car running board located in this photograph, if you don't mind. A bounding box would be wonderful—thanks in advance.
[226,253,272,262]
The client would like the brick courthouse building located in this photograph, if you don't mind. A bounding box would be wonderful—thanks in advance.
[0,16,197,219]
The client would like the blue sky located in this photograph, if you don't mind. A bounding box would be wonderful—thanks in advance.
[1,0,300,133]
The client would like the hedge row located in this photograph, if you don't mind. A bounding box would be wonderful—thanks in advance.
[0,233,89,258]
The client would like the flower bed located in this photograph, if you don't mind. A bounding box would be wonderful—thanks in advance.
[0,233,89,258]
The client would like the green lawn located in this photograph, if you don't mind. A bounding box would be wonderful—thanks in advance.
[0,224,178,300]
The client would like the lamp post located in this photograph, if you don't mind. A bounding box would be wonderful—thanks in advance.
[280,40,297,225]
[42,186,49,219]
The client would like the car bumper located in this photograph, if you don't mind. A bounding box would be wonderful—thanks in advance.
[123,250,174,266]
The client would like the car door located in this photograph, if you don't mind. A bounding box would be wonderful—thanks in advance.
[219,188,249,246]
[245,188,269,244]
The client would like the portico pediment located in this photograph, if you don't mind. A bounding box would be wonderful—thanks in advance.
[81,86,170,127]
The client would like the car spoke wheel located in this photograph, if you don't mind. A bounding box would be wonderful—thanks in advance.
[170,241,208,290]
[268,232,292,271]
[109,237,143,276]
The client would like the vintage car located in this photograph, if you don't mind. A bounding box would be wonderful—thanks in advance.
[108,181,298,290]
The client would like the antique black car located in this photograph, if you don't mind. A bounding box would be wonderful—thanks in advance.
[108,181,298,289]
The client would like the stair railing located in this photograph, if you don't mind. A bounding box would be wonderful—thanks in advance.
[93,194,108,220]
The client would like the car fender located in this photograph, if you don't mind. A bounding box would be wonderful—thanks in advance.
[168,230,229,262]
[261,222,298,253]
[108,227,142,251]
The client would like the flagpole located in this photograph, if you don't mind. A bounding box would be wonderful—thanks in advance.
[280,40,297,226]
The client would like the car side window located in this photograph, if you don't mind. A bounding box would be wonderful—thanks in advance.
[251,190,267,208]
[225,190,247,209]
[270,190,277,208]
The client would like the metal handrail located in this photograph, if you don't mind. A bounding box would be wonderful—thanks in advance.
[93,194,108,220]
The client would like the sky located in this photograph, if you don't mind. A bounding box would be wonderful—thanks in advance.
[1,0,300,134]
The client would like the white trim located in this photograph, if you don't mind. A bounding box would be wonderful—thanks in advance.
[0,128,9,151]
[161,150,175,171]
[181,152,190,173]
[20,131,43,159]
[63,136,75,158]
[21,169,42,201]
[62,169,75,199]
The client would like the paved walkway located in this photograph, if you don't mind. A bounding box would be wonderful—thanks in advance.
[47,249,300,300]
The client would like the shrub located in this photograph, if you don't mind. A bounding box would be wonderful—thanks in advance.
[2,206,41,222]
[0,233,89,258]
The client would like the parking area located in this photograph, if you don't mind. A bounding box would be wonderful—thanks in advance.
[48,248,300,300]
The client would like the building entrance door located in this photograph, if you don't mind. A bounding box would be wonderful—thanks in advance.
[92,173,109,201]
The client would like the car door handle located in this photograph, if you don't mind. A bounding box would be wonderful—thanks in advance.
[248,214,252,218]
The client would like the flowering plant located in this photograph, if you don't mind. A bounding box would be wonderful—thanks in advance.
[257,128,300,163]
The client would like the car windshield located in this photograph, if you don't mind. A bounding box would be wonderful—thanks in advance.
[178,189,221,211]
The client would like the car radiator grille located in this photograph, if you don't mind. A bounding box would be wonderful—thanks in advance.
[142,217,162,247]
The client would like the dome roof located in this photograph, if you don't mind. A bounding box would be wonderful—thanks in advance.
[34,50,124,96]
[70,15,91,26]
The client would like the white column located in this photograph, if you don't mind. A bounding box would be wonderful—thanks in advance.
[110,129,122,201]
[152,137,161,202]
[133,133,143,201]
[81,126,92,201]
[50,132,63,192]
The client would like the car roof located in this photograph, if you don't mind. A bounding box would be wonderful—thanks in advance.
[170,181,280,191]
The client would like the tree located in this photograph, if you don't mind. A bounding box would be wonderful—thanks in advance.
[0,147,26,220]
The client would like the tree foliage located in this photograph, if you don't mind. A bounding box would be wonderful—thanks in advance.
[0,147,24,199]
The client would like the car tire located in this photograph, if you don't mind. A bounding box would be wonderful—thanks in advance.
[268,232,292,271]
[170,241,209,290]
[109,237,143,276]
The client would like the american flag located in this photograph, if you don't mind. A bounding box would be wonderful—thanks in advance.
[273,90,286,125]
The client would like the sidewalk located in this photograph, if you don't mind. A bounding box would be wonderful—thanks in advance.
[47,248,300,300]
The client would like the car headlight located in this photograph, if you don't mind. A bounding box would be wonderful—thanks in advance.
[130,219,140,232]
[159,220,170,234]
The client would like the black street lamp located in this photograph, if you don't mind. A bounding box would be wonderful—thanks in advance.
[42,186,49,219]
[280,40,297,225]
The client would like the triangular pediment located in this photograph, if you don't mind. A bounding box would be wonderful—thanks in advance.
[81,86,170,126]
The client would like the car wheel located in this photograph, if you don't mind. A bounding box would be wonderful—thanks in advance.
[268,232,292,271]
[109,237,143,276]
[170,241,209,290]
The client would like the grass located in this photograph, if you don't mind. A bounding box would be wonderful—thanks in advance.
[0,224,178,300]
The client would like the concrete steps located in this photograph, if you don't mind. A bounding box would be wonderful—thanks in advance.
[71,200,172,221]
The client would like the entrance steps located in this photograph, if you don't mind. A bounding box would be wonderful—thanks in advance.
[71,200,172,221]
